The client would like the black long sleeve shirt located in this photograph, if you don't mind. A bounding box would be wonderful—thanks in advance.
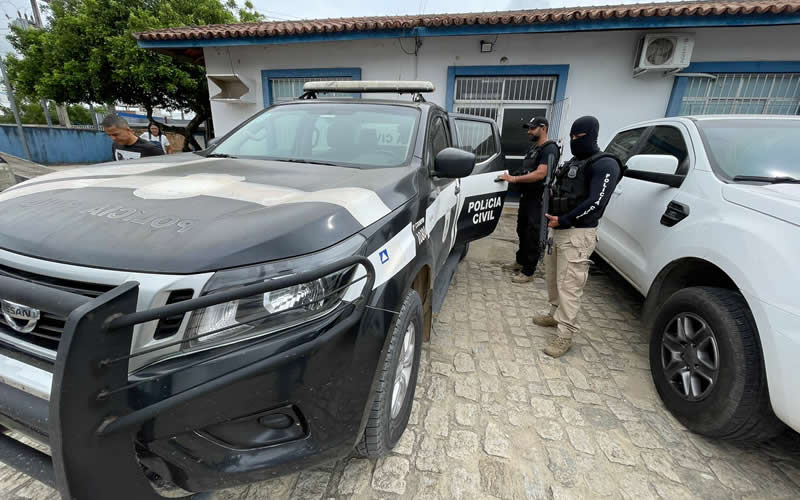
[556,156,621,229]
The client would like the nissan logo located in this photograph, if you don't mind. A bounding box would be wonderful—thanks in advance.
[1,299,40,333]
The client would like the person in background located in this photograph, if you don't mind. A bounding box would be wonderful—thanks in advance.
[140,122,173,154]
[102,115,165,161]
[497,117,561,283]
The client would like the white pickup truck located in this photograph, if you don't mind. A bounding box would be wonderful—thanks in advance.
[596,115,800,441]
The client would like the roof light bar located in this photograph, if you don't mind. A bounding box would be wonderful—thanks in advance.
[302,80,435,93]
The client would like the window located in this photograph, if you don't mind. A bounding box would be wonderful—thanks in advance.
[605,128,647,164]
[270,77,353,104]
[213,103,419,168]
[262,68,361,107]
[696,119,800,181]
[453,77,557,138]
[454,119,497,163]
[679,73,800,116]
[639,126,689,173]
[453,75,559,177]
[428,117,450,163]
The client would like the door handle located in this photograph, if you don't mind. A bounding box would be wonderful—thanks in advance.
[660,201,690,227]
[612,188,623,196]
[454,183,461,195]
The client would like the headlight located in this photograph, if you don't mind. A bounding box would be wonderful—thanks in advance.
[183,234,367,350]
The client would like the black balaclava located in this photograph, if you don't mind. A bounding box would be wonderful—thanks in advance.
[569,116,600,160]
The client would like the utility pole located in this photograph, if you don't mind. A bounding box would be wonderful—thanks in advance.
[0,58,32,160]
[89,102,99,129]
[24,0,52,126]
[29,0,42,28]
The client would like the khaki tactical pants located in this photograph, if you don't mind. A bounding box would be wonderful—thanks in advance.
[545,227,598,340]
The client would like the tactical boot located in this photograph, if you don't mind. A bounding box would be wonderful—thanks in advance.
[511,273,534,284]
[532,315,557,327]
[543,336,573,358]
[501,262,523,272]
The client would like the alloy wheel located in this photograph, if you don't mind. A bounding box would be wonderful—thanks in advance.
[661,313,719,401]
[391,323,416,419]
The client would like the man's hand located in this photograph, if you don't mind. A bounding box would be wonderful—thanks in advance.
[497,172,514,183]
[545,214,560,228]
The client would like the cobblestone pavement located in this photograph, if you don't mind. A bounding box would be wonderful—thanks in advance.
[4,213,800,499]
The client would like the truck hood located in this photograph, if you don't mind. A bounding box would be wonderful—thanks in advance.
[0,154,416,273]
[722,183,800,227]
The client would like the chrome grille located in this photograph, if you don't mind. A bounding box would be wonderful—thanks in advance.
[0,264,114,357]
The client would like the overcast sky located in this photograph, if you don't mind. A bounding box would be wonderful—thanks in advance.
[248,0,650,22]
[0,0,654,57]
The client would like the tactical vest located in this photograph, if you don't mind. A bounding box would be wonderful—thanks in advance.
[511,140,557,176]
[549,152,623,216]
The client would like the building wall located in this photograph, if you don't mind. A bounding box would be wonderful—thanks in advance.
[0,125,113,165]
[204,25,800,147]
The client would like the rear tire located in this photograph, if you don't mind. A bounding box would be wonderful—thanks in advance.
[649,287,784,441]
[356,289,423,457]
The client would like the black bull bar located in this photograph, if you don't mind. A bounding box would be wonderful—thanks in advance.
[0,256,375,499]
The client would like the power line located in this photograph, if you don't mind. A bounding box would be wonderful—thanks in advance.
[259,9,303,20]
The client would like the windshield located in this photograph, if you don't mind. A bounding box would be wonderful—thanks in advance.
[697,119,800,181]
[212,103,419,168]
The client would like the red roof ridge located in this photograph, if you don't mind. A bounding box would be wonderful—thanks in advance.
[135,1,800,42]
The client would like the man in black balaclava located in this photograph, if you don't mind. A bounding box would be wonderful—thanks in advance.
[498,116,560,283]
[532,116,623,358]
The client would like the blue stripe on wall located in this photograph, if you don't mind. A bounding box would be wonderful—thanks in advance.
[0,125,113,165]
[138,14,800,49]
[445,65,569,112]
[261,68,362,107]
[665,60,800,117]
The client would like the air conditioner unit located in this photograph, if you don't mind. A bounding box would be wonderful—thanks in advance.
[206,73,256,104]
[633,33,695,76]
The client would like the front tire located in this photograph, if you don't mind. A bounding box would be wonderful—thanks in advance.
[356,289,423,457]
[649,287,784,441]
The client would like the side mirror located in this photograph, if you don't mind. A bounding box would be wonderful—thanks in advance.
[206,136,222,149]
[626,154,678,175]
[625,154,685,188]
[434,148,475,178]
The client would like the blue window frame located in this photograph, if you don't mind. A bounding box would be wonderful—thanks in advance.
[665,61,800,117]
[261,68,362,107]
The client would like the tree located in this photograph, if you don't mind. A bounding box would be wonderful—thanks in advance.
[5,0,262,151]
[0,101,104,125]
[227,0,262,22]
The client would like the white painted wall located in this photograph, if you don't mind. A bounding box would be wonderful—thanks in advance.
[204,25,800,147]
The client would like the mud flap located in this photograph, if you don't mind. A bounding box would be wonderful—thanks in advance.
[432,246,463,314]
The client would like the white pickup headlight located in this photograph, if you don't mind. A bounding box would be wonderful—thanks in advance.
[182,235,366,351]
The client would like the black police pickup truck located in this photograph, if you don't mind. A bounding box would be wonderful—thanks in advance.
[0,81,507,497]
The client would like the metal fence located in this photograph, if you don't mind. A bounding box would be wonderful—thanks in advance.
[680,73,800,115]
[549,97,570,146]
[453,76,557,122]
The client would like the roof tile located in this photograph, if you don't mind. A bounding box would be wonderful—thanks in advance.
[136,1,800,42]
